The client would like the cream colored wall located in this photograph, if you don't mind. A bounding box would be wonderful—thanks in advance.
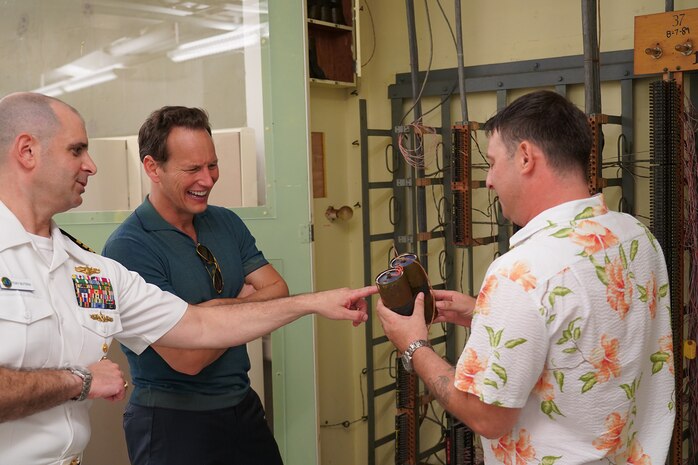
[311,85,367,465]
[311,1,696,465]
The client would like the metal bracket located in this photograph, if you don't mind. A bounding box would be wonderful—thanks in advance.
[397,235,413,244]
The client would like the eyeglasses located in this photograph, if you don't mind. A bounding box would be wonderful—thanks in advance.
[196,243,224,294]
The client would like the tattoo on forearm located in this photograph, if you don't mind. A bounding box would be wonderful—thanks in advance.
[430,367,456,407]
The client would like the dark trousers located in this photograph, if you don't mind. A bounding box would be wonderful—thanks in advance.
[123,389,283,465]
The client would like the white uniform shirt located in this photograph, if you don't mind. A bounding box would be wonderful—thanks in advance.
[0,201,188,465]
[456,195,675,465]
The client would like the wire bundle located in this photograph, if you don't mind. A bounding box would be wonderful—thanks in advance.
[682,99,698,464]
[397,121,438,168]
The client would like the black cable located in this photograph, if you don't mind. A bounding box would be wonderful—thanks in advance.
[434,0,457,49]
[420,81,458,121]
[399,0,435,125]
[360,0,377,67]
[320,368,368,428]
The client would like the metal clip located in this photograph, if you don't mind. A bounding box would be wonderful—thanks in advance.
[644,44,663,59]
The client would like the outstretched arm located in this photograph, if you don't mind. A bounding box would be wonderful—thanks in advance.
[153,264,290,375]
[156,286,376,350]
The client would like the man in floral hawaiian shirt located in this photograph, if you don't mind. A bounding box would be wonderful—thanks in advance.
[377,90,674,465]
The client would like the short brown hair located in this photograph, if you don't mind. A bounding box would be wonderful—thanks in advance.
[138,106,212,163]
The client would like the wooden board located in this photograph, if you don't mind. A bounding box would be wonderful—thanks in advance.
[634,7,698,75]
[311,132,326,198]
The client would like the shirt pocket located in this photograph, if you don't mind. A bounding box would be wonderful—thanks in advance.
[0,291,55,366]
[78,308,123,339]
[75,308,123,365]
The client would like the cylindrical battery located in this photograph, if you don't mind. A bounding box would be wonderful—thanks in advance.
[375,267,414,316]
[390,253,436,324]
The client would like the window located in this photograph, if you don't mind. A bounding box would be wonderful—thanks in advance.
[2,0,270,209]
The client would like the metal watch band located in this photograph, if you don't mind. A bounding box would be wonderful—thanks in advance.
[401,339,431,373]
[66,366,92,402]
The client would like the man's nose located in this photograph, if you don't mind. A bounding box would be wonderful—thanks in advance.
[83,151,97,176]
[199,167,216,186]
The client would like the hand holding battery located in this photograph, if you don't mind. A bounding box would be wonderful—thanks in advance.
[375,253,437,325]
[431,289,476,328]
[375,292,429,353]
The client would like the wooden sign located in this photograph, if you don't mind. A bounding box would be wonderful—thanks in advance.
[634,8,698,75]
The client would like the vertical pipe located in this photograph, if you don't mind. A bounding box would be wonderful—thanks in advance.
[405,0,428,273]
[404,4,425,460]
[454,0,468,123]
[582,0,601,114]
[666,0,674,12]
[359,99,375,465]
[405,0,423,121]
[620,79,635,215]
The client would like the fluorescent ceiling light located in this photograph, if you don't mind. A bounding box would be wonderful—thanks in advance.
[32,66,121,96]
[63,70,118,92]
[107,27,174,57]
[223,4,268,16]
[33,83,65,97]
[88,0,193,17]
[167,27,261,62]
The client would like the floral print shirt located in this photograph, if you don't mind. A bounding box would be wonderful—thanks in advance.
[455,195,675,465]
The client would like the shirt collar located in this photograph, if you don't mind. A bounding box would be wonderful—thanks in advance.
[0,200,71,268]
[509,194,608,249]
[135,195,208,233]
[0,200,34,252]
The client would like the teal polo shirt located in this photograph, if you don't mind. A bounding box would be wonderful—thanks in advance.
[103,197,268,410]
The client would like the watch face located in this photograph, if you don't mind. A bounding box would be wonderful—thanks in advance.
[401,353,412,372]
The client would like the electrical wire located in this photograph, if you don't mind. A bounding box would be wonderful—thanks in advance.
[320,362,400,429]
[320,368,368,429]
[411,0,463,123]
[360,0,376,67]
[398,0,435,126]
[681,98,698,464]
[433,0,457,49]
[398,122,438,168]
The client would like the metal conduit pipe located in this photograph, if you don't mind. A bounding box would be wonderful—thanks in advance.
[405,0,423,122]
[455,0,468,123]
[405,0,429,270]
[582,0,601,114]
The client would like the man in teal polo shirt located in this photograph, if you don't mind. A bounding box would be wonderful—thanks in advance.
[103,106,288,465]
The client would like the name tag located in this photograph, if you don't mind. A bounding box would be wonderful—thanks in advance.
[0,276,34,292]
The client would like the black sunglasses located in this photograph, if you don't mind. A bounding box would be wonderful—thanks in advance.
[196,243,224,294]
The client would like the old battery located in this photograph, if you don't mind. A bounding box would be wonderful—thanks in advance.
[375,267,415,316]
[390,253,436,324]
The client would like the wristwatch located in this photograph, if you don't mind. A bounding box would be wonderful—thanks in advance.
[66,366,92,401]
[401,339,432,373]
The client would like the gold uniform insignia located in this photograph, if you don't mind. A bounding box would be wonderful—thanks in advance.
[89,313,114,323]
[75,265,101,276]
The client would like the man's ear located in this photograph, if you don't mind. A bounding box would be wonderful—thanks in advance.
[15,133,37,169]
[517,140,537,175]
[142,155,160,183]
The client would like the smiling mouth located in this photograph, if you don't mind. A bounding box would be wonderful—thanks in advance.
[188,190,208,198]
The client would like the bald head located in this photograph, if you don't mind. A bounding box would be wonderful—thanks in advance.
[0,92,82,161]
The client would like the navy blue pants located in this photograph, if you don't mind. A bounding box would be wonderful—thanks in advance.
[123,389,283,465]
